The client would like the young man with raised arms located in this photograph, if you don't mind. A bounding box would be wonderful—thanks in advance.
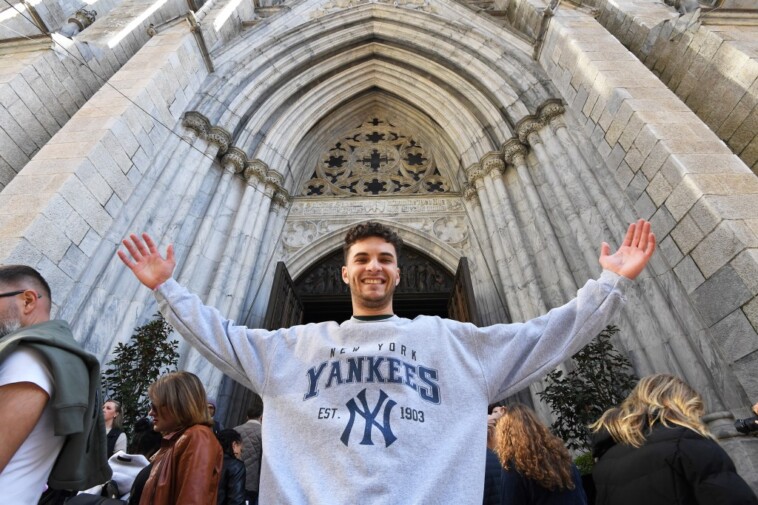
[119,219,655,504]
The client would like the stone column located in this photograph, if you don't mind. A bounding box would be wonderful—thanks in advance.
[176,147,241,289]
[517,117,598,277]
[483,152,547,319]
[467,162,524,320]
[504,139,578,302]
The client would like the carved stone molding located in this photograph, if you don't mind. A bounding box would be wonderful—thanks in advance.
[480,152,505,176]
[515,116,544,145]
[245,160,268,183]
[463,183,479,203]
[182,111,211,137]
[538,99,565,124]
[181,111,287,197]
[312,0,433,19]
[501,138,528,166]
[221,147,247,174]
[273,189,290,208]
[464,162,485,184]
[282,213,467,257]
[207,126,232,154]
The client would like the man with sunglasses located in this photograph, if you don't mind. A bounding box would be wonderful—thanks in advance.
[0,265,110,503]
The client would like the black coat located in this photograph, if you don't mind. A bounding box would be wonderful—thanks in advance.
[217,454,246,505]
[592,425,757,505]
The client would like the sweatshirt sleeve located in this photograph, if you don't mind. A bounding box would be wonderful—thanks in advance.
[472,270,631,402]
[154,278,280,393]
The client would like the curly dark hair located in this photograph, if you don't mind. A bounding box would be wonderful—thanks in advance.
[343,221,403,264]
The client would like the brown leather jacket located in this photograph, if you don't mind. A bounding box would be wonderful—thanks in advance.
[139,424,223,505]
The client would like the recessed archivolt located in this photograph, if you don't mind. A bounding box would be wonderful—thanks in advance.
[248,58,501,171]
[194,3,553,135]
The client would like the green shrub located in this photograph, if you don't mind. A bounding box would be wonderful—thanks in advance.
[101,313,179,438]
[538,325,637,452]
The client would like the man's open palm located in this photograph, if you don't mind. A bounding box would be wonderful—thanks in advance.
[599,219,656,280]
[118,233,176,290]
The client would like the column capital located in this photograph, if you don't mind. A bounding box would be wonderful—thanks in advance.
[481,152,506,176]
[221,147,247,174]
[538,99,565,122]
[207,126,232,155]
[515,116,544,146]
[465,162,486,184]
[244,159,268,183]
[501,138,528,166]
[182,111,211,137]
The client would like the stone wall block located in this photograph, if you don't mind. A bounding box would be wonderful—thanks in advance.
[732,249,758,297]
[671,213,705,256]
[25,214,72,263]
[692,220,758,279]
[659,234,683,268]
[75,157,114,205]
[60,176,113,236]
[647,171,673,207]
[692,263,752,326]
[650,204,676,239]
[58,243,89,279]
[711,309,758,364]
[665,174,704,222]
[673,255,704,294]
[745,298,758,334]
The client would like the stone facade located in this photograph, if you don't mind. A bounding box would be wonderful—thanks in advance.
[1,0,757,487]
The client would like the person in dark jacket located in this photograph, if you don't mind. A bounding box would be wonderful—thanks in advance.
[491,404,587,505]
[591,374,757,505]
[216,429,246,505]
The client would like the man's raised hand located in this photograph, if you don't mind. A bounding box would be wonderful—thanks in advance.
[118,233,176,290]
[599,219,656,280]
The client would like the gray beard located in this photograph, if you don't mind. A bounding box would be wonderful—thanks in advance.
[0,319,21,339]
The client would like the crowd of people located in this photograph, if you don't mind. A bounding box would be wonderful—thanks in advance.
[1,220,757,504]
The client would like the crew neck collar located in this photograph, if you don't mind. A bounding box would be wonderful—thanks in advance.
[352,314,395,321]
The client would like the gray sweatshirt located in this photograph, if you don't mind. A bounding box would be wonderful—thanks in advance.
[156,270,630,504]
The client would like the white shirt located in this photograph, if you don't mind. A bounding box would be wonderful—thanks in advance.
[0,347,66,504]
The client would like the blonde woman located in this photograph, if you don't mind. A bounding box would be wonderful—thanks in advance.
[103,399,127,457]
[492,404,587,505]
[139,371,223,505]
[591,374,757,505]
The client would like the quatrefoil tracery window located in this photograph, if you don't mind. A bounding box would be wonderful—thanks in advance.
[301,118,450,196]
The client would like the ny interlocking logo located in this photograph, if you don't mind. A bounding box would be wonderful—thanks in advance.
[340,388,397,447]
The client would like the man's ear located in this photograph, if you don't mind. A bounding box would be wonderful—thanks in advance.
[341,266,349,284]
[21,290,38,315]
[396,268,400,286]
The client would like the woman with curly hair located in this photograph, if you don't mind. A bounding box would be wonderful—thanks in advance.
[139,371,223,505]
[591,374,757,505]
[492,403,587,505]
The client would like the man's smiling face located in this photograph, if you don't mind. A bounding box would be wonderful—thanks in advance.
[342,236,400,316]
